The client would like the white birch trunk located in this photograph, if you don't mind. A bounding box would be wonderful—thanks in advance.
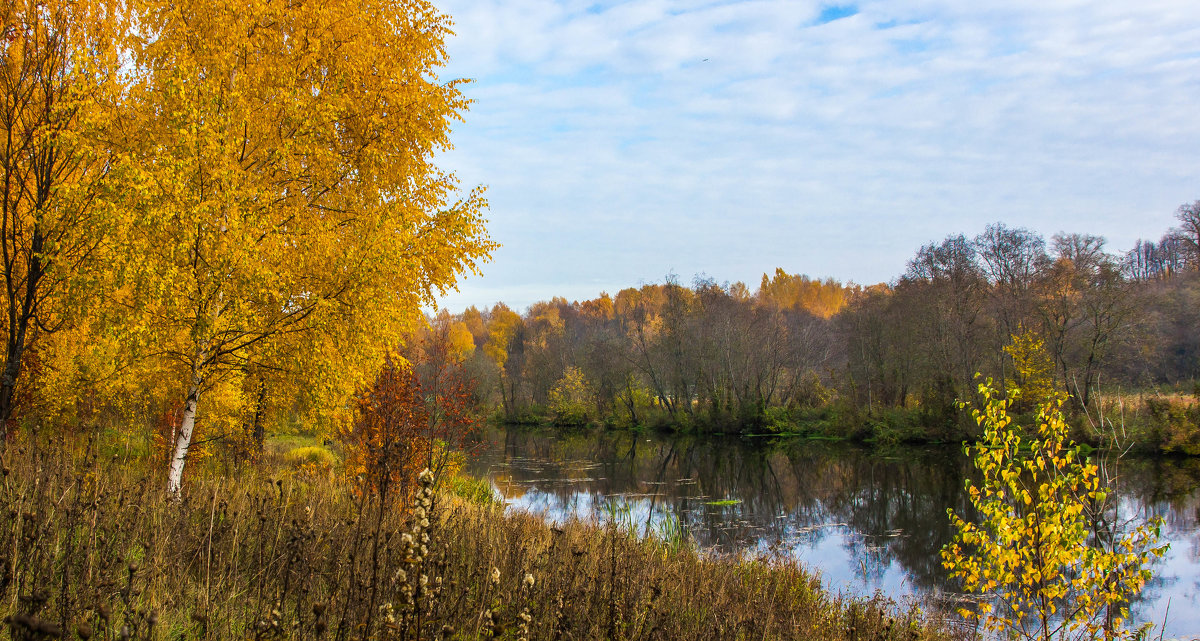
[167,379,202,496]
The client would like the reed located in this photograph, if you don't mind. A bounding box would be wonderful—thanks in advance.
[0,434,962,640]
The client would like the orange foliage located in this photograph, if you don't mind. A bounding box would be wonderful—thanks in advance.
[757,268,849,318]
[343,360,429,501]
[342,325,482,501]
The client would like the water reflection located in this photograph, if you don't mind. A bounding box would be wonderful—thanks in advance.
[466,426,1200,637]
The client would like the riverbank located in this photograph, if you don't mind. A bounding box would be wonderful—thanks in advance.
[0,437,963,640]
[467,422,1200,636]
[502,391,1200,455]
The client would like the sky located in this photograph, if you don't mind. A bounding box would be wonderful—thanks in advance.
[427,0,1200,313]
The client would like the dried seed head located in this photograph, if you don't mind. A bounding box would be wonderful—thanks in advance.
[523,573,535,588]
[76,622,93,639]
[490,567,501,586]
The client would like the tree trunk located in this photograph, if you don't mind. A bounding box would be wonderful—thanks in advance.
[0,336,26,448]
[167,378,203,496]
[0,229,44,449]
[250,381,268,452]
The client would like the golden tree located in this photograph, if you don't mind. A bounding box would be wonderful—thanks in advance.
[112,0,494,494]
[943,381,1166,640]
[0,0,125,445]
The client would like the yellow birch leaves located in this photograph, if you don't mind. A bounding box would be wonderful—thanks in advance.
[943,382,1166,640]
[12,0,494,484]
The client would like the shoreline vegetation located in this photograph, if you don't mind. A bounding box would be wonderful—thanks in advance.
[491,390,1200,457]
[1,435,964,641]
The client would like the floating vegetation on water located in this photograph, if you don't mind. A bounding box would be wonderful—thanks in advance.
[705,499,742,506]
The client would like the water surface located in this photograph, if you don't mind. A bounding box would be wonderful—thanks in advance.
[466,426,1200,638]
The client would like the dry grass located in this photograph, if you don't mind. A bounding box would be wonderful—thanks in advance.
[0,434,962,640]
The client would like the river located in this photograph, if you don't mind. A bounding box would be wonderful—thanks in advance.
[465,425,1200,638]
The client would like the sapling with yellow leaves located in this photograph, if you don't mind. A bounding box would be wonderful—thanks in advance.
[942,381,1166,640]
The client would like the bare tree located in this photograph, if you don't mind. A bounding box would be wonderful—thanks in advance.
[1175,200,1200,270]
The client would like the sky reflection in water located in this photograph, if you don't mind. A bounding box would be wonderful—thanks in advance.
[466,427,1200,638]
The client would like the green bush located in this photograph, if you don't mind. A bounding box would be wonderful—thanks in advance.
[762,406,795,433]
[549,366,592,426]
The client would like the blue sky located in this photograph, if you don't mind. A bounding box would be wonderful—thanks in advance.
[429,0,1200,313]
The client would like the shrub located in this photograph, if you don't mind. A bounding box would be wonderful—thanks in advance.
[943,381,1166,640]
[549,366,592,426]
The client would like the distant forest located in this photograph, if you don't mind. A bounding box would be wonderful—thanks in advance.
[422,202,1200,444]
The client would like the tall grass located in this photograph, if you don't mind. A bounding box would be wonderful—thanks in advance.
[0,433,961,640]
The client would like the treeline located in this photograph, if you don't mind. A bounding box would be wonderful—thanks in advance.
[846,218,1198,417]
[439,204,1200,443]
[436,271,849,432]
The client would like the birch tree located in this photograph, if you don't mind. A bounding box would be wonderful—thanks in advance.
[117,0,494,494]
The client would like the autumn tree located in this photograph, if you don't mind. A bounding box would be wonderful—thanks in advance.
[345,318,483,498]
[1003,332,1057,411]
[1124,235,1184,281]
[116,0,494,494]
[0,0,124,445]
[407,314,483,479]
[548,365,591,425]
[943,382,1165,640]
[344,357,429,501]
[482,303,525,418]
[976,223,1048,338]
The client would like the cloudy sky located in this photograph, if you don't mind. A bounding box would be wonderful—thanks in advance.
[428,0,1200,313]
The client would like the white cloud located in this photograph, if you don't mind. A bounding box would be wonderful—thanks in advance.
[431,0,1200,311]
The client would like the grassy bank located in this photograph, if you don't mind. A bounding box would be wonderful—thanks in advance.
[507,390,1200,455]
[0,435,961,640]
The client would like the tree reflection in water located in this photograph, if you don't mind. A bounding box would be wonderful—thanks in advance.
[467,426,1200,637]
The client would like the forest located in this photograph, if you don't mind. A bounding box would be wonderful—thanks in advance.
[426,208,1200,450]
